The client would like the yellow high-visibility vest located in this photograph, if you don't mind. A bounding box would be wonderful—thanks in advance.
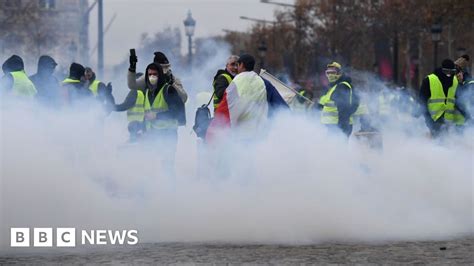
[144,84,178,130]
[213,73,232,109]
[10,71,37,97]
[319,81,353,124]
[89,80,101,97]
[127,90,145,122]
[427,74,458,123]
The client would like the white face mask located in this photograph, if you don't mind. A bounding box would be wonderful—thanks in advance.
[149,75,158,85]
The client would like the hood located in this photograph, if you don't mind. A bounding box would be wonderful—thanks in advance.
[37,55,57,73]
[144,62,166,89]
[153,51,169,64]
[153,51,171,74]
[68,62,85,80]
[434,67,454,89]
[2,55,24,73]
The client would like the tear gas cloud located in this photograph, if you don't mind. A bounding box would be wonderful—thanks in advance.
[0,42,473,251]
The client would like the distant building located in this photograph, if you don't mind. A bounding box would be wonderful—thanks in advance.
[0,0,90,70]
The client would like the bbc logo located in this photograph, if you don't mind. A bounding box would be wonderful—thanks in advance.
[11,228,76,247]
[11,227,139,247]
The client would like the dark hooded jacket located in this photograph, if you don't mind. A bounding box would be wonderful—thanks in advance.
[213,69,234,105]
[319,75,359,136]
[62,62,92,104]
[1,55,25,92]
[29,55,60,105]
[2,55,24,73]
[419,68,456,131]
[144,63,186,126]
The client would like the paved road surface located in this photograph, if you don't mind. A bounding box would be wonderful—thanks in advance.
[1,238,472,264]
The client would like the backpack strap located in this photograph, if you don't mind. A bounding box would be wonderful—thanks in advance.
[203,91,215,108]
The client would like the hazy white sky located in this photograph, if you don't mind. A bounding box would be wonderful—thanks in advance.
[89,0,294,66]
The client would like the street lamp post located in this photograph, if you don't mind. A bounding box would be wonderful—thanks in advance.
[258,41,267,69]
[431,20,442,70]
[98,0,104,78]
[183,10,196,68]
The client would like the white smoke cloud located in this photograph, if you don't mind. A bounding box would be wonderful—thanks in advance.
[0,42,473,252]
[0,97,472,251]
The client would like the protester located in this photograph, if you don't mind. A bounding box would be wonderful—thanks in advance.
[142,63,185,175]
[29,55,60,106]
[318,61,359,137]
[128,51,188,103]
[61,62,91,105]
[113,73,146,142]
[288,87,314,113]
[212,55,239,111]
[84,67,106,97]
[454,55,473,126]
[84,67,114,113]
[0,55,37,97]
[206,54,288,142]
[419,59,460,137]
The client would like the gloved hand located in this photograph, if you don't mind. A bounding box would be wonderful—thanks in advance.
[129,54,138,72]
[165,71,174,85]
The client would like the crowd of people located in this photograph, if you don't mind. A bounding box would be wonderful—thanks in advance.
[1,50,472,148]
[212,54,473,140]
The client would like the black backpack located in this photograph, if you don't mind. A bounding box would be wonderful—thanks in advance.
[193,92,214,138]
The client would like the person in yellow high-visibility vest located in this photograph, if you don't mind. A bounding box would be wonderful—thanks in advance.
[318,61,359,137]
[0,55,37,98]
[419,59,460,137]
[127,51,188,103]
[84,67,114,113]
[289,88,314,113]
[113,72,146,142]
[61,62,92,105]
[212,55,239,112]
[84,67,106,97]
[142,63,186,176]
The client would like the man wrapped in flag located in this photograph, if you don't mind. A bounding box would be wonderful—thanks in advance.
[206,54,288,142]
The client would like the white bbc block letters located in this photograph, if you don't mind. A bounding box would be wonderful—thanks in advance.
[10,227,138,247]
[57,228,76,247]
[10,228,30,247]
[33,228,53,247]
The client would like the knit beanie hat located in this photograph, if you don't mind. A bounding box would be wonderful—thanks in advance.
[454,54,470,71]
[441,59,455,70]
[153,52,169,64]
